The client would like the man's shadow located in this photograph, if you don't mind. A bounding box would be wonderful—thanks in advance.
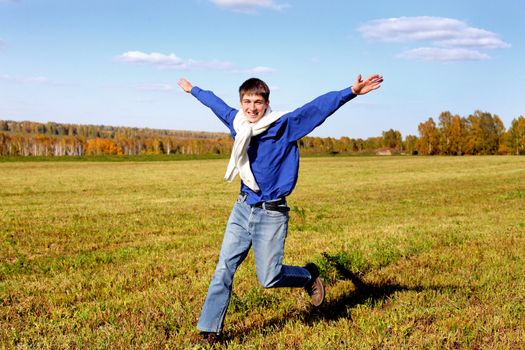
[303,253,434,323]
[226,252,460,340]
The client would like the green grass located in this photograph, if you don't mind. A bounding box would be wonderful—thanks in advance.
[1,156,524,349]
[0,153,229,163]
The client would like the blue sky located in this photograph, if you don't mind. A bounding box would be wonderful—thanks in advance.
[1,0,523,138]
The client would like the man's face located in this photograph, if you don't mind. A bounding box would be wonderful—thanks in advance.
[240,94,269,123]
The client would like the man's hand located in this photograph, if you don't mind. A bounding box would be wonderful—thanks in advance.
[352,74,383,95]
[178,78,193,93]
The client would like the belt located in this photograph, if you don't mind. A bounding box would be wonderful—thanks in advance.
[241,192,290,213]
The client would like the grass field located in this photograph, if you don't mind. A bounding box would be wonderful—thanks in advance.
[1,156,524,349]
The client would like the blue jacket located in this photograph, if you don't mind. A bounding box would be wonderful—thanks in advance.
[191,86,356,205]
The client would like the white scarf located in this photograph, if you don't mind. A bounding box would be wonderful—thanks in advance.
[224,107,287,191]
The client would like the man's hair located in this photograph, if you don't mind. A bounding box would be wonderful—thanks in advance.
[239,78,270,102]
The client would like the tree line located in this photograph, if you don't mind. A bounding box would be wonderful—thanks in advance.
[0,121,233,157]
[417,111,525,155]
[1,111,524,157]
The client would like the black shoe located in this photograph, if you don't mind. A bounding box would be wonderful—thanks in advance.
[191,331,221,347]
[304,263,325,307]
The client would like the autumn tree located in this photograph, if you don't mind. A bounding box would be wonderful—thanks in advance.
[417,118,440,155]
[438,111,465,155]
[507,116,525,155]
[404,135,418,155]
[382,129,403,151]
[463,111,505,155]
[85,138,120,155]
[0,132,9,155]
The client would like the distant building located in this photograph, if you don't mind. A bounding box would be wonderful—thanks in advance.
[376,147,395,156]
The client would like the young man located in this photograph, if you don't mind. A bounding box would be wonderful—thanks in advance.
[178,74,383,345]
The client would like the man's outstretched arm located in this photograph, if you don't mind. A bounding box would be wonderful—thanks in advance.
[178,78,193,93]
[283,73,383,141]
[177,77,237,132]
[351,74,383,95]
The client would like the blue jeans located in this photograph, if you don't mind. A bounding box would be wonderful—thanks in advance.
[197,194,312,333]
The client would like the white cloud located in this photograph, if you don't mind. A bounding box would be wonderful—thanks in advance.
[0,39,6,49]
[0,74,50,84]
[434,29,510,49]
[24,76,50,83]
[210,0,289,12]
[115,51,188,69]
[359,16,510,61]
[250,66,276,74]
[116,51,276,74]
[115,51,236,71]
[359,16,510,48]
[398,48,490,61]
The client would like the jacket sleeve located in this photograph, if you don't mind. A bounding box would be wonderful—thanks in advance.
[191,86,238,133]
[283,87,356,142]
